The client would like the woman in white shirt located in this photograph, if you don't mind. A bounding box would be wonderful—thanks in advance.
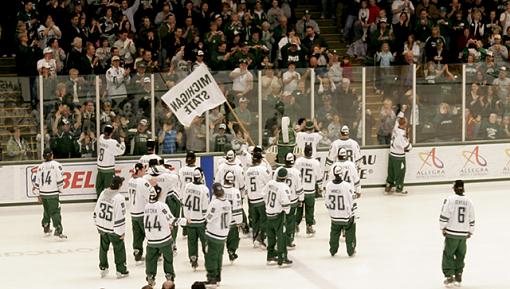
[282,62,301,93]
[403,34,421,63]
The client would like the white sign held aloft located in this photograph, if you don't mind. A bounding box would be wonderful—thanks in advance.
[161,64,226,127]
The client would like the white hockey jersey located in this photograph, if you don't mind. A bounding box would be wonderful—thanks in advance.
[224,185,243,225]
[328,160,360,193]
[273,166,303,204]
[294,157,323,194]
[144,169,180,201]
[182,183,210,225]
[215,162,246,192]
[243,153,273,173]
[94,189,126,236]
[326,138,362,167]
[439,194,475,239]
[139,154,163,168]
[324,180,354,225]
[390,127,412,158]
[178,165,197,191]
[127,176,154,218]
[296,131,322,158]
[144,200,178,247]
[34,160,64,197]
[97,134,125,171]
[262,180,291,217]
[205,197,232,242]
[245,164,272,205]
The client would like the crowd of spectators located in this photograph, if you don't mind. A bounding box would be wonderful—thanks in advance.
[7,0,510,161]
[339,0,510,143]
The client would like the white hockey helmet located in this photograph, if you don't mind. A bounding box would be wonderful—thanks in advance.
[341,125,349,135]
[226,149,236,162]
[224,171,235,184]
[285,152,295,165]
[337,148,347,159]
[333,165,343,179]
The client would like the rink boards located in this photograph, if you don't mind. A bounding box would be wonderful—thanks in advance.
[2,143,510,204]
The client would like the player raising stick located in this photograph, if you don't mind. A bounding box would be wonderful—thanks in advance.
[96,125,126,197]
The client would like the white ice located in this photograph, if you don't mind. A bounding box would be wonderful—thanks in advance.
[1,182,509,289]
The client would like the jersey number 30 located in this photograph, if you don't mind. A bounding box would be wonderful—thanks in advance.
[327,195,345,210]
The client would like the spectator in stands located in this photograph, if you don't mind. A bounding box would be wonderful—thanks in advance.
[315,94,338,129]
[501,114,510,138]
[81,100,96,133]
[159,120,179,154]
[186,116,206,152]
[6,127,29,161]
[106,55,130,99]
[302,26,328,55]
[129,118,151,155]
[230,59,254,99]
[66,37,88,74]
[479,112,503,140]
[229,97,253,129]
[377,98,396,145]
[37,47,57,77]
[78,131,97,158]
[492,67,510,102]
[488,34,508,66]
[16,33,40,77]
[49,38,66,74]
[433,102,458,142]
[211,123,233,153]
[51,118,80,159]
[296,10,320,39]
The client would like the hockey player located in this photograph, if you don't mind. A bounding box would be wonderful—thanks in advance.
[325,166,356,257]
[263,168,292,267]
[128,163,155,264]
[245,152,272,248]
[224,171,243,263]
[295,144,322,236]
[139,139,163,168]
[325,125,362,169]
[33,148,67,239]
[215,150,245,191]
[204,183,232,287]
[179,151,199,238]
[145,159,180,254]
[241,146,272,173]
[385,116,412,194]
[181,168,209,270]
[440,180,475,287]
[328,148,361,215]
[273,153,303,249]
[296,121,322,158]
[144,185,187,287]
[96,125,126,197]
[94,176,129,279]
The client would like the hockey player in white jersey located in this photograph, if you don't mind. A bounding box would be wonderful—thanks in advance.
[242,146,272,173]
[127,163,155,264]
[144,185,187,287]
[179,151,198,191]
[94,176,129,278]
[273,153,303,249]
[144,159,181,254]
[223,172,243,263]
[138,139,163,168]
[215,150,245,191]
[325,165,356,257]
[296,120,322,158]
[295,144,322,236]
[204,183,232,287]
[328,148,361,199]
[181,168,209,270]
[217,148,243,168]
[325,125,362,170]
[440,180,475,287]
[263,168,292,267]
[245,152,272,248]
[33,148,66,238]
[96,125,126,197]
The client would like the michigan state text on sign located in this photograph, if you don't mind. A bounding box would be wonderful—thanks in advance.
[161,64,226,127]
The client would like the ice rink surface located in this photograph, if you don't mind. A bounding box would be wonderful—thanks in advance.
[1,182,509,289]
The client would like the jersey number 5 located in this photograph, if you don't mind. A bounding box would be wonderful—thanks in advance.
[301,168,312,183]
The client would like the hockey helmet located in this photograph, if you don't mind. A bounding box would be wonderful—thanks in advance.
[225,149,236,162]
[110,176,125,190]
[147,139,156,151]
[149,185,161,201]
[193,168,204,184]
[224,171,235,184]
[252,152,263,164]
[186,151,196,165]
[43,148,53,161]
[285,152,295,165]
[333,165,343,180]
[276,168,288,181]
[341,125,349,135]
[337,148,347,159]
[103,124,114,135]
[305,120,314,130]
[134,162,144,173]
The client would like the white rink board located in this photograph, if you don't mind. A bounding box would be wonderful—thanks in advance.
[1,143,510,204]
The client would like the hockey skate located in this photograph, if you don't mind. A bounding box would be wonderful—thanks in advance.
[116,271,129,279]
[395,190,408,195]
[287,243,296,250]
[55,233,67,240]
[266,257,278,265]
[99,268,109,278]
[146,275,156,286]
[278,258,293,268]
[306,225,315,236]
[443,276,454,287]
[204,278,217,288]
[134,250,144,265]
[384,184,392,194]
[454,273,462,287]
[43,224,52,236]
[190,256,198,271]
[173,244,178,256]
[228,251,238,263]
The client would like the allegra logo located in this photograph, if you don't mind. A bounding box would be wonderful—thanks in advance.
[505,148,510,168]
[462,146,487,168]
[418,148,444,170]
